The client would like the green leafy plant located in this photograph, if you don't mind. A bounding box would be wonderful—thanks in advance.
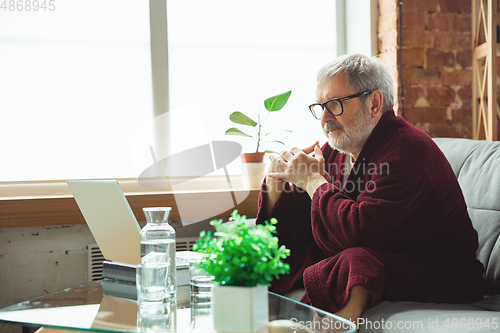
[225,90,292,153]
[193,210,290,287]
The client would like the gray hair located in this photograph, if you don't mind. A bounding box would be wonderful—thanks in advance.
[317,54,394,113]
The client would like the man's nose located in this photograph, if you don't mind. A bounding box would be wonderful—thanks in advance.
[321,108,336,122]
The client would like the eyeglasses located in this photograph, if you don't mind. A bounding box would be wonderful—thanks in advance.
[308,90,375,120]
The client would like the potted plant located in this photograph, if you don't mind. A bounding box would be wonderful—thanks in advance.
[225,90,292,189]
[193,210,290,332]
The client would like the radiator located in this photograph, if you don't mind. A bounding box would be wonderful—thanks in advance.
[87,237,199,282]
[88,243,105,282]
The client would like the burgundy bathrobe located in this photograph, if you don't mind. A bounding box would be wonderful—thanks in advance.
[256,110,484,314]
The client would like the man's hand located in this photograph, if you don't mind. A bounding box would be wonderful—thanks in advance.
[268,143,330,198]
[266,141,321,186]
[265,142,324,215]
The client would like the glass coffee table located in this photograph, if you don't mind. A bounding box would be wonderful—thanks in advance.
[0,281,355,333]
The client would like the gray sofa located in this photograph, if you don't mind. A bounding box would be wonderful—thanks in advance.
[360,138,500,332]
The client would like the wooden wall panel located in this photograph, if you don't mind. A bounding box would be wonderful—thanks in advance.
[0,190,260,228]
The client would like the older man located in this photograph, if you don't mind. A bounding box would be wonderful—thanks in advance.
[256,54,484,323]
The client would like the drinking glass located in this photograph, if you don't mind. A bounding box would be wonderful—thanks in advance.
[136,261,170,315]
[189,258,215,330]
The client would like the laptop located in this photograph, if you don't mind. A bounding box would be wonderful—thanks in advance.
[67,180,141,265]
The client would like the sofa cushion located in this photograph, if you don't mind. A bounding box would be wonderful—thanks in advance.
[434,138,500,294]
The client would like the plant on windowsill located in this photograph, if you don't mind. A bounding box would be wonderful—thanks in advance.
[225,90,292,189]
[193,210,290,332]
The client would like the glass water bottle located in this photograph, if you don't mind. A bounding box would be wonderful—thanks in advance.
[140,207,177,302]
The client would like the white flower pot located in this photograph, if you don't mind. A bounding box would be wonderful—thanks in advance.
[212,284,269,332]
[241,162,266,189]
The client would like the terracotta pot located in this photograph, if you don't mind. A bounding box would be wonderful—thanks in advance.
[240,152,265,163]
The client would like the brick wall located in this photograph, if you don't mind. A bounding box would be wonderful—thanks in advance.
[378,0,474,138]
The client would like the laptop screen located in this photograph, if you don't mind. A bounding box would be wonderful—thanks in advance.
[68,180,141,265]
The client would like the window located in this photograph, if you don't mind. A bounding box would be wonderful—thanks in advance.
[0,0,373,197]
[0,0,151,184]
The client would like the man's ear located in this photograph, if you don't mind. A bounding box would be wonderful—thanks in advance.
[370,89,384,117]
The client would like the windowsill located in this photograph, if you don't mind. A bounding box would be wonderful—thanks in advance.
[0,176,261,228]
[0,175,247,199]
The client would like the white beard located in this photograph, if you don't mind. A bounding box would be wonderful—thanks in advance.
[324,106,375,155]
